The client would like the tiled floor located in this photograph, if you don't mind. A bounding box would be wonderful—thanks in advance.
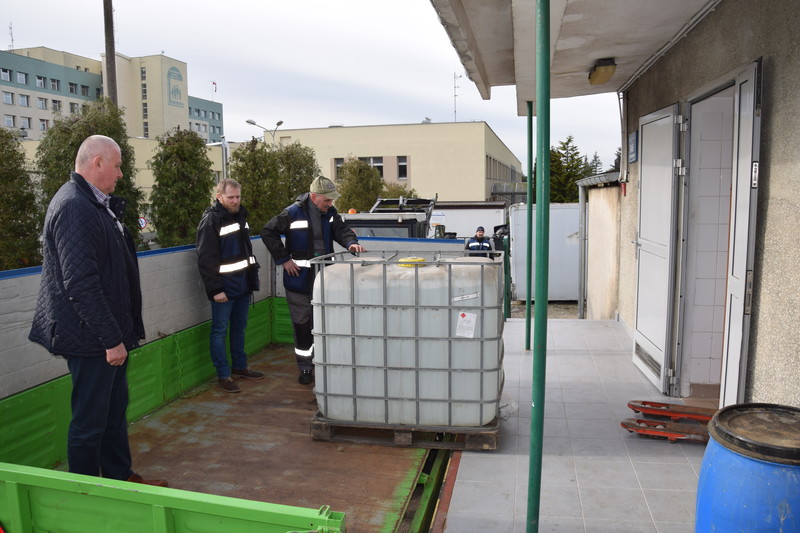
[444,318,708,533]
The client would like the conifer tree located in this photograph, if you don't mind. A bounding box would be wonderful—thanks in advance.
[149,127,215,247]
[335,158,383,213]
[35,98,145,246]
[0,129,42,269]
[229,140,319,230]
[381,182,418,200]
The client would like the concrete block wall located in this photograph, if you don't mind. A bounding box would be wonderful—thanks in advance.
[0,238,273,400]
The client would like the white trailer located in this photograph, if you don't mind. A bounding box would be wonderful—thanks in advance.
[428,201,509,240]
[509,203,579,301]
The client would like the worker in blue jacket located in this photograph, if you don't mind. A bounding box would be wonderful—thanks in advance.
[465,226,494,257]
[260,176,365,384]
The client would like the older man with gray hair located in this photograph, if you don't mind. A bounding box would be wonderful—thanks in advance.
[29,135,166,487]
[260,176,366,385]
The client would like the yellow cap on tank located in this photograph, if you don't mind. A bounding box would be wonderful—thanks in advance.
[398,257,427,267]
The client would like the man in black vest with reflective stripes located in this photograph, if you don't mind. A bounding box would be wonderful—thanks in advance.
[197,179,263,393]
[261,176,366,385]
[465,226,494,257]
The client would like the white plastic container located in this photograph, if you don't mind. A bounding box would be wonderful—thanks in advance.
[311,252,504,427]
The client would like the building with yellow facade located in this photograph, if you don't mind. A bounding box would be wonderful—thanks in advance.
[272,122,521,202]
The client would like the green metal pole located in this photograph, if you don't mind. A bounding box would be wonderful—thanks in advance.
[527,0,550,530]
[525,104,534,350]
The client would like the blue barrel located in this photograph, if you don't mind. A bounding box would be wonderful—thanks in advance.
[696,403,800,532]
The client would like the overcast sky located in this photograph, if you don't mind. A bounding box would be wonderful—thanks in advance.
[4,0,621,170]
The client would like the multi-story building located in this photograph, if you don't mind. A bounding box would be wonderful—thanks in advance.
[1,47,223,142]
[272,122,522,202]
[1,48,101,139]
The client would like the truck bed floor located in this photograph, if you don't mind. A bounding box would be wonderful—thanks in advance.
[127,345,427,532]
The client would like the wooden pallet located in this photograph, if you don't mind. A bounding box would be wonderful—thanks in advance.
[310,414,499,450]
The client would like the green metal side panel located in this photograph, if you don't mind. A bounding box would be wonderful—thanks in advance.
[271,297,295,344]
[244,298,272,354]
[0,298,288,472]
[167,322,216,397]
[127,341,167,422]
[0,377,71,469]
[0,462,346,533]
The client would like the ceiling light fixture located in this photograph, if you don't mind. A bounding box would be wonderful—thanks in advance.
[588,58,616,85]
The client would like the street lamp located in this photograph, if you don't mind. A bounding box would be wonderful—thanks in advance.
[246,119,284,147]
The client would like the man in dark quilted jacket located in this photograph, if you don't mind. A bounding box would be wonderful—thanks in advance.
[29,135,167,487]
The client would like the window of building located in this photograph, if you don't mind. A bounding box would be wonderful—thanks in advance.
[20,117,31,129]
[96,88,102,98]
[50,79,60,91]
[51,100,61,112]
[359,156,384,178]
[202,124,207,133]
[2,92,12,105]
[4,115,15,128]
[36,76,46,88]
[141,84,147,100]
[69,102,80,114]
[334,158,345,179]
[81,104,88,113]
[19,94,29,107]
[142,103,148,119]
[39,118,49,131]
[1,69,10,82]
[37,97,48,110]
[397,156,408,180]
[68,82,77,94]
[140,67,146,81]
[16,72,28,85]
[143,122,149,138]
[80,85,89,97]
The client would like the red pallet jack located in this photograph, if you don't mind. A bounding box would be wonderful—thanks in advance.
[620,400,718,443]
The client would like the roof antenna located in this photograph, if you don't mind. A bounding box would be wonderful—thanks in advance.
[454,71,462,122]
[9,22,14,50]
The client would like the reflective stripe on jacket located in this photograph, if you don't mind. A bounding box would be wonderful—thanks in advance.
[260,193,359,295]
[196,201,258,300]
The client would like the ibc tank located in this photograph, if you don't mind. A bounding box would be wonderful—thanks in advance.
[311,252,504,427]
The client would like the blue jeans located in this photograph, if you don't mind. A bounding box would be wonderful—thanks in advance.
[210,295,250,378]
[66,355,133,480]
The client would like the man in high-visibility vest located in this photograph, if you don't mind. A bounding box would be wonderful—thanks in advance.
[465,226,493,257]
[196,179,264,393]
[261,176,366,385]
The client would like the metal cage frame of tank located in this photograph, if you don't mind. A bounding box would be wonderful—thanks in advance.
[310,250,505,428]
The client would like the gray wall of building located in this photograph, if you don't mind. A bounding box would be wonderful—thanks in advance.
[0,240,273,400]
[621,0,800,406]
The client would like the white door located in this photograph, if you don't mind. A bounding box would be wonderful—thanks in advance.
[720,61,762,406]
[632,105,680,392]
[678,85,735,399]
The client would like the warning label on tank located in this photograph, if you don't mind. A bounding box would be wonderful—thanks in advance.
[456,312,477,338]
[452,292,479,302]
